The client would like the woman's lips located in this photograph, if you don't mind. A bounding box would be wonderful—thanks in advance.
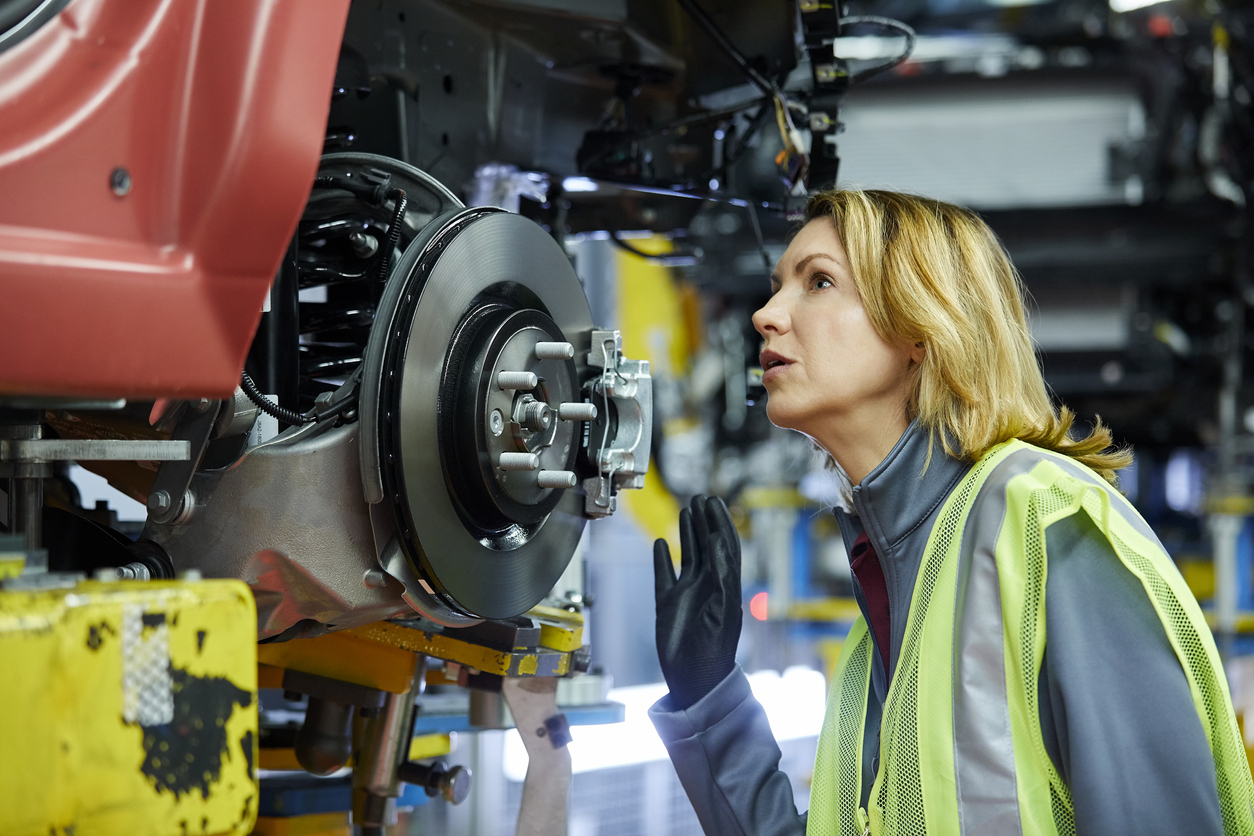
[762,361,791,383]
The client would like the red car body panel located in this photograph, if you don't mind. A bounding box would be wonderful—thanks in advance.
[0,0,350,399]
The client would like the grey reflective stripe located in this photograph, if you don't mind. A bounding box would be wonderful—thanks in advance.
[952,449,1043,836]
[1044,455,1166,552]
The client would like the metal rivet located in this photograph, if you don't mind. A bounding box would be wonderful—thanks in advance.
[110,167,132,196]
[489,409,505,436]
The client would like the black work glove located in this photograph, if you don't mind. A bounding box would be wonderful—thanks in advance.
[653,495,743,710]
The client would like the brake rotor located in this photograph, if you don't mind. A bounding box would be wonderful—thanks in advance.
[372,210,594,620]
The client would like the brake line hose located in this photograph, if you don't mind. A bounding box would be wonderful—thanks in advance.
[374,188,407,281]
[241,372,313,426]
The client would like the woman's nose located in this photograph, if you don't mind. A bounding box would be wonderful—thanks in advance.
[752,296,788,337]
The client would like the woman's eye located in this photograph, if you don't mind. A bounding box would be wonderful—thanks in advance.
[812,275,833,290]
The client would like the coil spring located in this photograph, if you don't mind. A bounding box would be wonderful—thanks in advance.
[295,184,409,412]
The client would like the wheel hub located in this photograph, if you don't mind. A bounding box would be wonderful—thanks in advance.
[440,306,583,534]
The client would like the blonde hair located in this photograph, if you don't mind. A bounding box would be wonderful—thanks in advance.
[804,189,1131,485]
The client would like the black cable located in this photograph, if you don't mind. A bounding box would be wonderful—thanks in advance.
[745,201,772,272]
[241,372,314,426]
[374,188,407,281]
[677,0,784,100]
[579,97,769,175]
[723,103,772,170]
[841,16,917,83]
[241,371,360,427]
[609,233,696,265]
[609,233,661,261]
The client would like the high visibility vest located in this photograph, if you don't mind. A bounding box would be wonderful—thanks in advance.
[807,439,1254,836]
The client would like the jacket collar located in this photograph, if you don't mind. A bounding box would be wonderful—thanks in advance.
[834,420,971,698]
[848,419,971,565]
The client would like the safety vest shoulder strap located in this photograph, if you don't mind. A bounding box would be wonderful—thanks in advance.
[997,448,1254,836]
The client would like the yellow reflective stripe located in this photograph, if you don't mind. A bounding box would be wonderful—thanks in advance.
[998,457,1074,835]
[809,618,872,836]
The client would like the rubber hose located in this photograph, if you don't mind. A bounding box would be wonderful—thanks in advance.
[240,372,313,426]
[374,188,407,281]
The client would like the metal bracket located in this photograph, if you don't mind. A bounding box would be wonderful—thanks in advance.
[145,401,222,525]
[0,439,190,463]
[583,329,652,519]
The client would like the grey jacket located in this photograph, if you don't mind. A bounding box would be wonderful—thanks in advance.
[649,422,1223,836]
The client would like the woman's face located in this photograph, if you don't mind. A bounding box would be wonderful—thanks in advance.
[751,217,918,444]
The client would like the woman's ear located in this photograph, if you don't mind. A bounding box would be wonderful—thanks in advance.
[909,341,925,366]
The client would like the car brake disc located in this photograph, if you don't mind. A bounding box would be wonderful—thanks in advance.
[362,209,596,621]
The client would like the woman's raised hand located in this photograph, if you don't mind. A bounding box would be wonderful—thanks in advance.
[653,495,743,710]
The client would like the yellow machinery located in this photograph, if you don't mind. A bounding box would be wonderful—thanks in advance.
[0,555,589,836]
[0,576,258,836]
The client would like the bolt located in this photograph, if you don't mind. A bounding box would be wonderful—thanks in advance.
[363,568,388,589]
[113,562,151,581]
[535,341,574,360]
[499,452,539,471]
[110,167,132,196]
[349,231,379,258]
[147,490,172,514]
[497,371,538,390]
[440,764,472,805]
[537,470,577,489]
[558,403,597,421]
[489,409,505,436]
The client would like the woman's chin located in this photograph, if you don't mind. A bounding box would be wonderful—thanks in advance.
[764,398,804,433]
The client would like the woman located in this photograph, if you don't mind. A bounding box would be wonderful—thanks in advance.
[649,189,1254,836]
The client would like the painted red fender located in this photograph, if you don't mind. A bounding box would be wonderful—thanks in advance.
[0,0,351,399]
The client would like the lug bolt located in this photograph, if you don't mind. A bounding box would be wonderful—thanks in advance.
[498,371,538,390]
[499,452,540,471]
[535,341,574,360]
[537,470,577,489]
[558,403,597,421]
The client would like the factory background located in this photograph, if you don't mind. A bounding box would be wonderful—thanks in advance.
[2,0,1252,834]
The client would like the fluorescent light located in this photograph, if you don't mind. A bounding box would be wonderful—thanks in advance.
[502,666,827,780]
[561,176,599,193]
[1165,449,1201,514]
[1109,0,1168,11]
